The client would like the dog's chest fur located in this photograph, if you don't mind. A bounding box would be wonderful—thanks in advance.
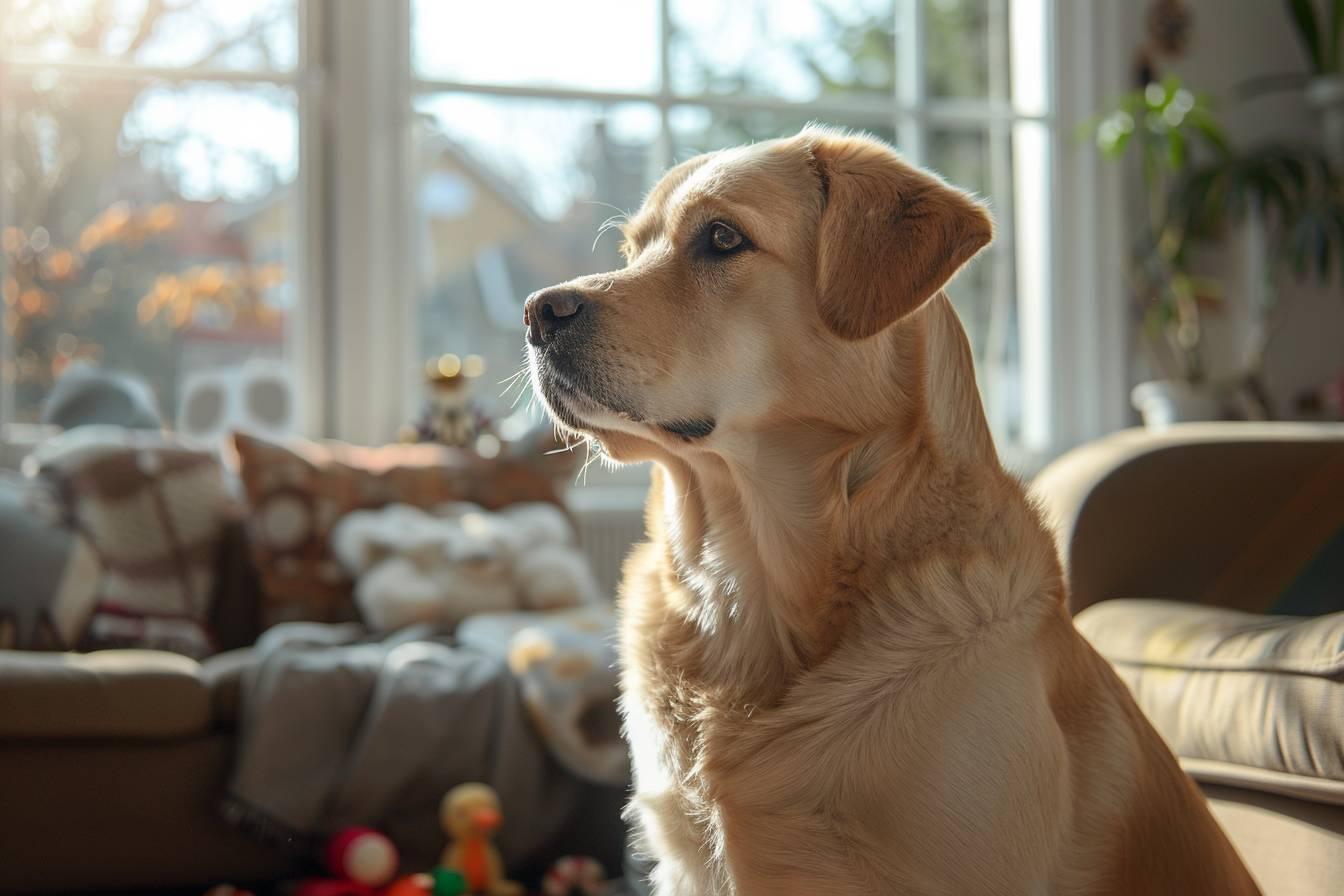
[617,538,1073,896]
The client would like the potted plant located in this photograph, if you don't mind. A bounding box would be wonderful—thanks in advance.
[1091,77,1230,426]
[1174,143,1344,419]
[1094,71,1344,427]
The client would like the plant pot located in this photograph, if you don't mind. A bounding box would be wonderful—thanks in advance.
[1306,74,1344,161]
[1131,380,1221,429]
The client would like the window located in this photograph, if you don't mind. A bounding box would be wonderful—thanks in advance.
[409,0,1054,459]
[3,2,1122,465]
[0,0,313,441]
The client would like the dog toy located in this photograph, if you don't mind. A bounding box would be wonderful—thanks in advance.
[439,783,522,896]
[429,867,468,896]
[382,875,435,896]
[294,826,399,896]
[328,826,399,888]
[541,855,608,896]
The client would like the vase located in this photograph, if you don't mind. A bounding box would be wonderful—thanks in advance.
[1131,380,1221,429]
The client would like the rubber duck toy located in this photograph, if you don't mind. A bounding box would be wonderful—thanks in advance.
[439,783,522,896]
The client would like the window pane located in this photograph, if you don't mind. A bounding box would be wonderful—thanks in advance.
[924,0,1010,101]
[670,0,896,103]
[413,1,660,94]
[1,0,297,72]
[413,95,662,423]
[1,76,300,434]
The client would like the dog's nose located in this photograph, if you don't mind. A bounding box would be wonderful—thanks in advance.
[524,288,584,345]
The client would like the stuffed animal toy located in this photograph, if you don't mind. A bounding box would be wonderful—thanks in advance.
[458,606,627,786]
[439,783,522,896]
[331,502,602,632]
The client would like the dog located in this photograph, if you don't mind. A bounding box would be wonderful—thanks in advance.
[524,127,1260,895]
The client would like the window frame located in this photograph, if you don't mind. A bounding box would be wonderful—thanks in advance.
[1,1,1131,471]
[389,0,1128,469]
[0,0,326,442]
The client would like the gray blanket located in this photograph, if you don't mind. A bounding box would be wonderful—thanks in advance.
[226,608,628,872]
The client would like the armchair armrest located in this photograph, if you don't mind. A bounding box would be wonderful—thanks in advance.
[1031,423,1344,613]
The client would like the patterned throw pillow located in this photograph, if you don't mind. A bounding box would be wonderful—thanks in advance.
[228,432,564,626]
[26,426,233,658]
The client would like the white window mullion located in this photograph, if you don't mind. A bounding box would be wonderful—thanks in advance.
[984,0,1016,441]
[895,0,926,163]
[1041,0,1130,452]
[0,43,14,436]
[656,0,675,170]
[328,0,415,445]
[294,0,328,437]
[1011,0,1055,454]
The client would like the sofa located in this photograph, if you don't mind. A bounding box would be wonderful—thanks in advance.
[0,520,301,893]
[0,432,627,895]
[1034,423,1344,896]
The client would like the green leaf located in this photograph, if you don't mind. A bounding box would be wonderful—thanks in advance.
[1286,0,1326,71]
[1160,74,1183,101]
[1167,128,1187,170]
[1101,128,1132,158]
[1187,108,1231,156]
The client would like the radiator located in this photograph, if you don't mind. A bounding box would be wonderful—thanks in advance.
[570,487,648,599]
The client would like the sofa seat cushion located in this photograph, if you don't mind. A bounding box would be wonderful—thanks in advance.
[1076,599,1344,805]
[0,649,211,740]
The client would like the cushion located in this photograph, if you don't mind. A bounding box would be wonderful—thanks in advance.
[1076,599,1344,805]
[26,426,232,659]
[0,649,210,739]
[457,605,626,786]
[228,432,562,625]
[0,476,99,650]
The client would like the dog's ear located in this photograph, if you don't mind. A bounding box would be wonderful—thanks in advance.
[804,129,993,340]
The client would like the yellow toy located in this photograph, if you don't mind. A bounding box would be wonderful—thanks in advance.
[439,783,522,896]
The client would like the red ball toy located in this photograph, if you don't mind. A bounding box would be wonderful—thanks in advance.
[326,826,399,888]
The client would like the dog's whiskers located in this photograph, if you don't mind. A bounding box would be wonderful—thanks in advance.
[592,214,628,254]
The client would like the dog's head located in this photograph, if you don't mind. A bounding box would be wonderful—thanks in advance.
[525,127,992,465]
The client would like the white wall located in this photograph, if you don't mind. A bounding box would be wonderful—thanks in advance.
[1122,0,1344,415]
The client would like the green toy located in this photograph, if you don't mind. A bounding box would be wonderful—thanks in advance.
[430,867,467,896]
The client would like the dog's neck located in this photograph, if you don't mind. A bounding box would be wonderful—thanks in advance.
[649,295,1010,703]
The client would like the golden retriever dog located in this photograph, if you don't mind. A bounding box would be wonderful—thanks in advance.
[523,127,1259,895]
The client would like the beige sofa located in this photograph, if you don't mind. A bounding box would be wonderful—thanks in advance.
[0,518,296,894]
[1035,423,1344,896]
[0,648,296,893]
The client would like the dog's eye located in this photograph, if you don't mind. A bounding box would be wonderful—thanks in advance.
[708,222,745,253]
